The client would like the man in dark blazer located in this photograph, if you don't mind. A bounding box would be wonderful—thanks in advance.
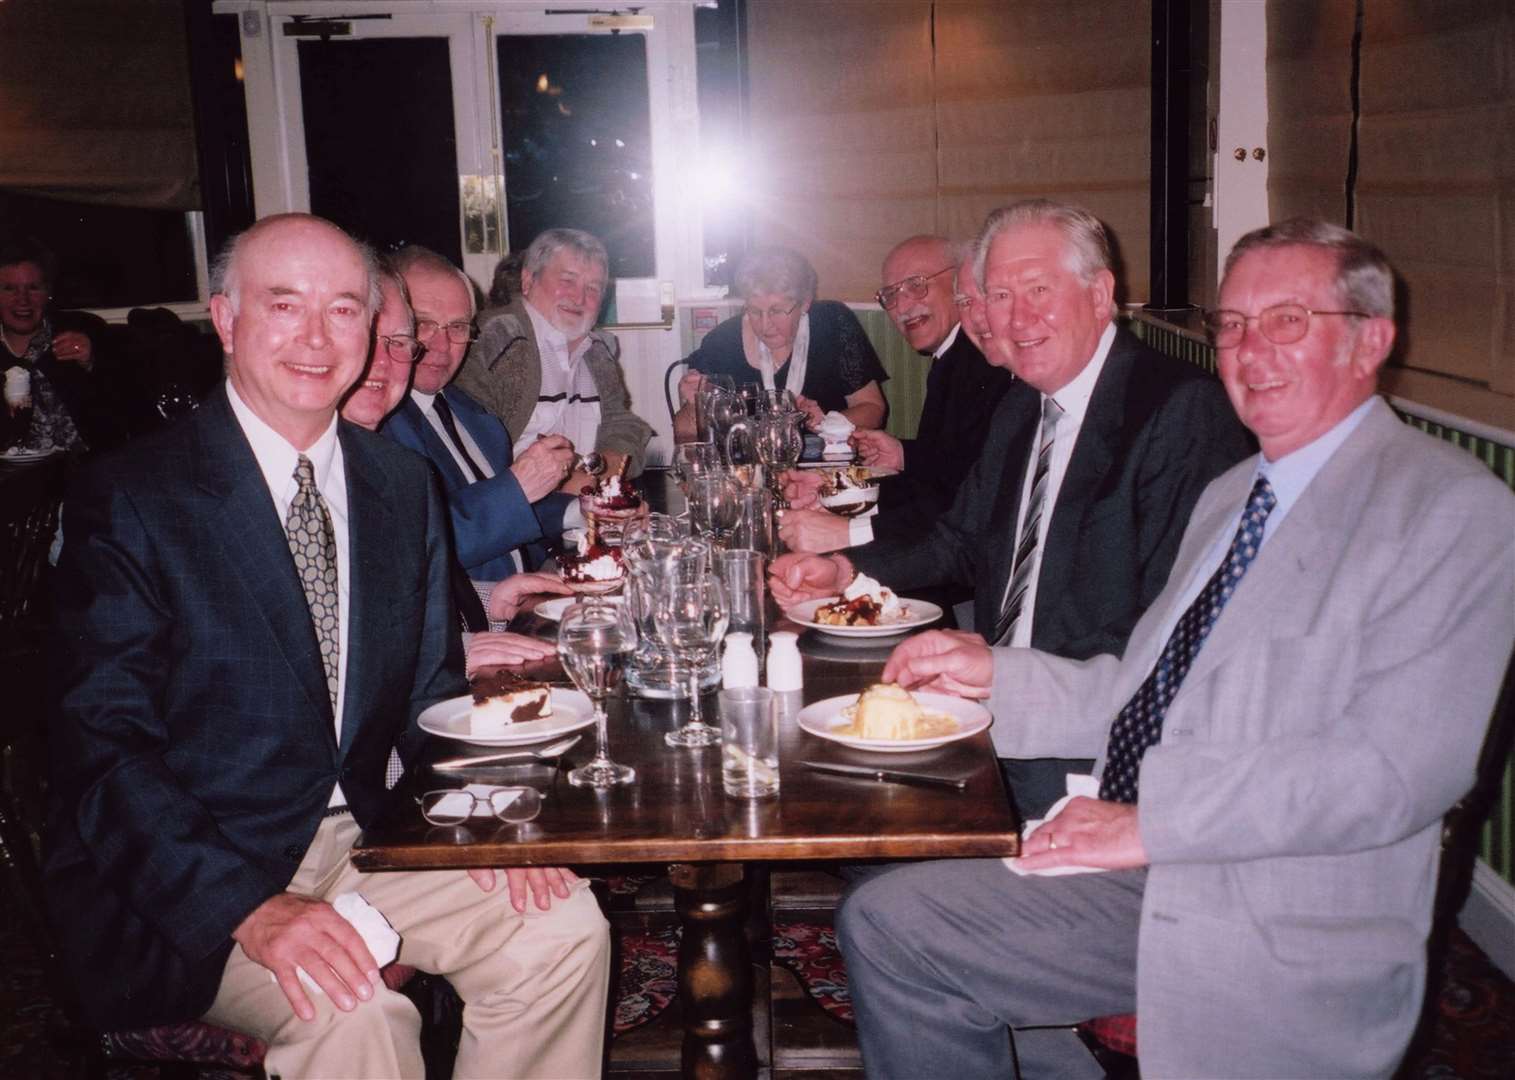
[777,237,1017,554]
[383,245,576,584]
[44,214,609,1079]
[772,201,1252,815]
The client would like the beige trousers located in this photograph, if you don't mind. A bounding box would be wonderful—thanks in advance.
[204,815,610,1080]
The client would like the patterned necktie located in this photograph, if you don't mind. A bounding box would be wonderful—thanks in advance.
[285,455,341,711]
[432,394,488,482]
[993,396,1064,646]
[1098,476,1278,803]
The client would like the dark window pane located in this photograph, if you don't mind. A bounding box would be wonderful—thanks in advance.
[0,192,196,308]
[298,38,461,264]
[497,34,654,278]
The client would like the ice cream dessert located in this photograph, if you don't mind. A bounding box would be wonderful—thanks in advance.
[818,465,880,518]
[578,458,644,544]
[814,574,904,626]
[837,683,957,740]
[557,528,626,592]
[470,671,553,735]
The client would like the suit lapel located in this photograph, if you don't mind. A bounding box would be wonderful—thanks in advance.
[338,426,393,757]
[982,390,1040,623]
[399,396,469,490]
[194,389,336,744]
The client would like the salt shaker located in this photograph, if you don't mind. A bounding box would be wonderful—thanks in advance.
[766,631,803,692]
[722,632,759,689]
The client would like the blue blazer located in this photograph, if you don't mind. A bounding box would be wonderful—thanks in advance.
[43,384,467,1029]
[382,385,570,580]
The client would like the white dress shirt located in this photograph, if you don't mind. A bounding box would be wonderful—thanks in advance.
[226,383,351,807]
[1003,321,1117,647]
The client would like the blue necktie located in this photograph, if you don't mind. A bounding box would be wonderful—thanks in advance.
[1099,476,1277,803]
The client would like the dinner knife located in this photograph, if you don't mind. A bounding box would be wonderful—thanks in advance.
[798,760,968,791]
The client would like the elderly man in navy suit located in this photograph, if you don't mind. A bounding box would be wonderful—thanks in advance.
[382,244,578,590]
[836,220,1515,1078]
[44,213,610,1079]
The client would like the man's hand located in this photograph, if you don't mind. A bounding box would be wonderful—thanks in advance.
[51,330,94,369]
[777,507,851,554]
[768,552,853,607]
[882,629,993,698]
[850,428,904,472]
[486,571,573,622]
[232,893,379,1021]
[794,394,826,429]
[465,631,558,676]
[780,470,826,510]
[1015,799,1148,872]
[467,866,580,912]
[678,370,706,406]
[511,435,575,501]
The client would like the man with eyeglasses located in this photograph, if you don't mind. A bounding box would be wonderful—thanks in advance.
[454,227,652,494]
[382,244,578,587]
[772,199,1252,818]
[831,218,1515,1080]
[780,238,1020,556]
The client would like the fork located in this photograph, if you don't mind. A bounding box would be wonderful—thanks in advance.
[431,734,582,770]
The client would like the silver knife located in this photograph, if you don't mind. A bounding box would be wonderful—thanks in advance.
[799,760,968,791]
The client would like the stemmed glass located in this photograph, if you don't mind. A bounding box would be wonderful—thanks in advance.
[557,598,639,787]
[655,576,729,747]
[672,441,720,494]
[686,471,741,546]
[755,413,805,506]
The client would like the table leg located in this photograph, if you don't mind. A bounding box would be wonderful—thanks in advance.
[670,861,757,1079]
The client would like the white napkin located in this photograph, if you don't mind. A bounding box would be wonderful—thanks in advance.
[1004,773,1110,877]
[429,783,527,819]
[815,411,855,456]
[270,891,401,994]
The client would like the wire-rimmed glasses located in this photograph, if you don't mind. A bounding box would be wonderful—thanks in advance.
[419,786,542,826]
[875,265,954,309]
[1202,304,1370,348]
[655,575,729,747]
[379,333,422,363]
[558,598,639,788]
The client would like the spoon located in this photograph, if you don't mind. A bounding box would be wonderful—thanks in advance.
[431,734,582,771]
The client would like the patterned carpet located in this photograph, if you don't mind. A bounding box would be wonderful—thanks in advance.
[3,900,1512,1077]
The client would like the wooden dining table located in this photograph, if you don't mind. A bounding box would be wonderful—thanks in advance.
[351,470,1022,1078]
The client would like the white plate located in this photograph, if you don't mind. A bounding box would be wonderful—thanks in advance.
[797,691,992,752]
[0,448,62,464]
[418,688,595,746]
[534,594,625,622]
[784,596,943,638]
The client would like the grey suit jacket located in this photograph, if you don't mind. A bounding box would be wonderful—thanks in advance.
[989,399,1515,1077]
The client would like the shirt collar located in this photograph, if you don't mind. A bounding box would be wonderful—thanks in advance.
[932,323,961,360]
[226,380,341,500]
[1042,321,1116,427]
[1255,396,1376,514]
[410,387,437,411]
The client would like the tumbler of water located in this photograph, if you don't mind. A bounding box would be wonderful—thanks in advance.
[719,686,780,798]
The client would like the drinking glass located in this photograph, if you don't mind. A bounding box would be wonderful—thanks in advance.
[756,388,799,416]
[686,471,741,546]
[558,598,639,787]
[754,412,805,506]
[655,576,729,747]
[694,374,737,443]
[730,488,775,558]
[719,687,780,798]
[672,441,720,494]
[715,547,767,660]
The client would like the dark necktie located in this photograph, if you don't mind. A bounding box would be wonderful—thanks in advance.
[285,455,340,710]
[993,396,1063,646]
[432,394,487,482]
[1098,476,1278,803]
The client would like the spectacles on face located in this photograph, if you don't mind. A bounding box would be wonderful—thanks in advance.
[415,319,477,345]
[379,333,422,363]
[876,266,954,310]
[1204,303,1370,349]
[743,300,801,324]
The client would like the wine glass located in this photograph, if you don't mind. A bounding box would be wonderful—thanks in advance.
[558,598,639,787]
[655,575,729,747]
[694,373,737,443]
[672,441,720,494]
[686,471,741,546]
[755,413,805,506]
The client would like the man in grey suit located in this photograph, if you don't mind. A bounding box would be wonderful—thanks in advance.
[45,214,610,1078]
[835,219,1515,1078]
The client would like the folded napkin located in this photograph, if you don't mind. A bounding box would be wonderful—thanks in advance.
[270,891,401,994]
[1004,773,1110,877]
[815,411,855,456]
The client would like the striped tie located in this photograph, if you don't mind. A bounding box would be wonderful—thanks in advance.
[993,396,1063,646]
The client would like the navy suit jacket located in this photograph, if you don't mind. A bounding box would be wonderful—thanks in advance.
[383,385,569,581]
[43,385,467,1029]
[854,326,1255,660]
